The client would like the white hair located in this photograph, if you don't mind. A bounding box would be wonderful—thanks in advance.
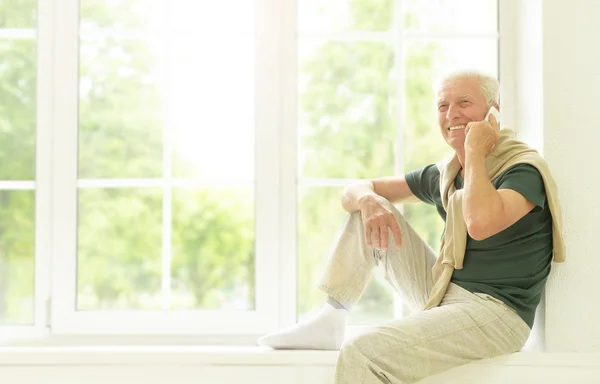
[433,69,500,107]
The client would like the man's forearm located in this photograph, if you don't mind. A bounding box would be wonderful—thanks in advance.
[341,180,377,212]
[463,151,504,235]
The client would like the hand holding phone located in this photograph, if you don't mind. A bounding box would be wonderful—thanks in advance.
[484,106,500,126]
[465,106,501,155]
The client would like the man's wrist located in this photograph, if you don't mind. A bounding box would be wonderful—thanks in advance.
[357,192,377,209]
[465,148,487,163]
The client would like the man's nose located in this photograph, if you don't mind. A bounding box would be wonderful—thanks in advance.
[445,104,461,121]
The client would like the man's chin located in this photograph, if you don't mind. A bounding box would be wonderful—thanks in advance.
[445,137,465,152]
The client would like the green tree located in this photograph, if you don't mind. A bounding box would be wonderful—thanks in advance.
[0,1,37,324]
[76,0,255,310]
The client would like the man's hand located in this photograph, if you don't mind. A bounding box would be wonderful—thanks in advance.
[464,114,500,157]
[358,194,403,250]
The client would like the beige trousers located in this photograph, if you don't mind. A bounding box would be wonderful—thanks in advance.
[318,202,530,384]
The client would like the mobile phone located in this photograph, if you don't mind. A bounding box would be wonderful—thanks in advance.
[485,106,500,124]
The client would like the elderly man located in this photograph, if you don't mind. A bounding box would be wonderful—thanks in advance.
[258,69,565,383]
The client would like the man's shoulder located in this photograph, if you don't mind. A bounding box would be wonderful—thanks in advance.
[495,162,543,183]
[405,163,442,205]
[407,164,440,183]
[501,162,541,175]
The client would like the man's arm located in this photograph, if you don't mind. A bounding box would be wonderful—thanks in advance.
[463,152,535,241]
[341,176,420,213]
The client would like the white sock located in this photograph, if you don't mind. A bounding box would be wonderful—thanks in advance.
[257,303,347,350]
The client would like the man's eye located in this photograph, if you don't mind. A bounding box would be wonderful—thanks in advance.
[438,105,448,111]
[460,100,471,106]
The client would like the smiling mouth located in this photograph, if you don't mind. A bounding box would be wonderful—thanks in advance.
[448,125,467,131]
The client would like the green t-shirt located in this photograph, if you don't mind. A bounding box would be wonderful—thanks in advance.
[405,163,553,328]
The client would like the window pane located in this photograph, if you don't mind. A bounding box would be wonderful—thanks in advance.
[0,0,36,28]
[169,1,253,33]
[78,35,163,179]
[299,0,394,33]
[405,38,498,79]
[81,1,254,33]
[0,39,36,180]
[77,188,162,310]
[171,187,255,310]
[80,0,163,31]
[402,38,498,250]
[404,0,498,34]
[171,34,254,180]
[297,186,393,324]
[0,190,35,325]
[0,0,36,326]
[77,2,257,317]
[298,40,397,179]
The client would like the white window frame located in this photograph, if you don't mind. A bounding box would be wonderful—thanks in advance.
[0,0,53,340]
[0,0,517,342]
[49,0,282,335]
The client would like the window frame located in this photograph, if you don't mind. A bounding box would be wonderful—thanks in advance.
[49,0,281,335]
[0,0,53,337]
[0,0,518,342]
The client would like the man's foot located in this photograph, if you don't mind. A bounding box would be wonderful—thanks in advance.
[257,303,347,350]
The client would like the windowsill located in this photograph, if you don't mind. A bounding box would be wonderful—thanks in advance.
[0,346,599,368]
[0,346,339,366]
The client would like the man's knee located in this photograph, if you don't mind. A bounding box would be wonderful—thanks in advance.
[337,326,416,383]
[336,335,372,382]
[337,331,401,380]
[339,333,369,362]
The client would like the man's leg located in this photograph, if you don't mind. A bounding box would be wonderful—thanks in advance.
[258,201,438,350]
[318,201,438,313]
[335,283,531,384]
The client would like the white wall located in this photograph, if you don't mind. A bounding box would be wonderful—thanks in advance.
[513,0,600,352]
[512,0,544,151]
[543,0,600,353]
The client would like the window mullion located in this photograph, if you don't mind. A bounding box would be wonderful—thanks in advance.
[254,0,284,330]
[499,0,516,129]
[32,0,55,334]
[50,0,80,334]
[160,0,173,312]
[278,0,298,327]
[392,0,407,318]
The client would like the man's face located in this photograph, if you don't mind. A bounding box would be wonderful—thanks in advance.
[436,77,491,152]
